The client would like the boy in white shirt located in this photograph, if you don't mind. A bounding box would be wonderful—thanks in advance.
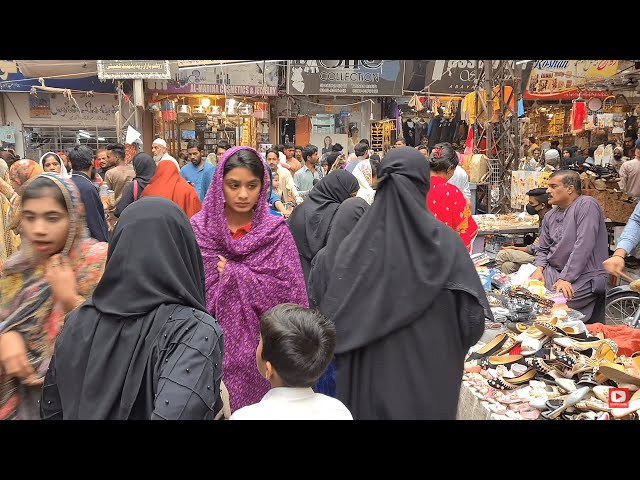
[229,304,353,420]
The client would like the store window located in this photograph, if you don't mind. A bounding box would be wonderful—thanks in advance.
[23,126,118,160]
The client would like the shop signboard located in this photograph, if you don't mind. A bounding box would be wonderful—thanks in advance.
[287,60,404,96]
[145,63,279,96]
[524,60,618,99]
[403,60,523,95]
[97,60,171,80]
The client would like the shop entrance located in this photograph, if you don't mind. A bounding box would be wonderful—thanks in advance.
[278,117,296,145]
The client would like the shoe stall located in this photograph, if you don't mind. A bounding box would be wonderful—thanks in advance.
[458,271,640,420]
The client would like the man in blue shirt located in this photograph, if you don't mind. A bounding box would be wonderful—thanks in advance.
[294,144,323,198]
[180,140,214,202]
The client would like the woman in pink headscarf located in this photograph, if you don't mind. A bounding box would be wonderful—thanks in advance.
[190,146,308,412]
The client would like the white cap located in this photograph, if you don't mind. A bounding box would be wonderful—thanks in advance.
[152,138,167,148]
[544,149,560,160]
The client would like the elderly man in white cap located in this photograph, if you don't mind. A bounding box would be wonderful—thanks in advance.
[542,148,560,171]
[151,138,180,170]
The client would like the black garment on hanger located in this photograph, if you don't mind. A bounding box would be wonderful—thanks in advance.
[402,120,416,146]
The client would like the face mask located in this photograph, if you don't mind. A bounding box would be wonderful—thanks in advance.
[526,204,539,215]
[614,154,622,160]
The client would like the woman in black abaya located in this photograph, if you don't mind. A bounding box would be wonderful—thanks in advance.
[40,197,224,420]
[319,147,490,419]
[287,169,359,286]
[308,196,369,397]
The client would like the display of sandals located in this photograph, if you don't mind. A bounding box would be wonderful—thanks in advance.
[463,318,640,420]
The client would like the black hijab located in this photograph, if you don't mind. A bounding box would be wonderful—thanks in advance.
[319,147,491,354]
[114,153,157,217]
[132,152,156,192]
[50,197,208,419]
[287,169,359,262]
[307,197,369,309]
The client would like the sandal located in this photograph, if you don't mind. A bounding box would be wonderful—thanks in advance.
[598,355,640,387]
[479,355,525,370]
[487,368,536,390]
[466,332,516,362]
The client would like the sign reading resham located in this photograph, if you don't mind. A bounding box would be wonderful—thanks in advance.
[287,60,404,96]
[98,60,171,80]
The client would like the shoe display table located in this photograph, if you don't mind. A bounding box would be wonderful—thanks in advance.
[458,320,640,420]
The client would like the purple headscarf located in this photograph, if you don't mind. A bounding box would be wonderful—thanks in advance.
[190,146,308,412]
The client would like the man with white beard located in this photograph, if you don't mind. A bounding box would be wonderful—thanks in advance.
[151,138,180,170]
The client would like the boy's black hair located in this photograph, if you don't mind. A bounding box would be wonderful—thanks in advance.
[260,304,336,388]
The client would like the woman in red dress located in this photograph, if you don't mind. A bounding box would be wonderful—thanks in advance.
[426,143,478,251]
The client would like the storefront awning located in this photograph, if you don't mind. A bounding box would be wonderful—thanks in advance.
[16,60,98,79]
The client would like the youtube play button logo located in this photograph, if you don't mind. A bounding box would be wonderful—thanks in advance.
[609,388,629,408]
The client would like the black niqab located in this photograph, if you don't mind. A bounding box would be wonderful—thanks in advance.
[48,197,209,419]
[307,196,369,309]
[287,169,359,279]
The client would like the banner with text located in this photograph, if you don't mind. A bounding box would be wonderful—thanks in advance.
[145,63,279,96]
[287,60,404,96]
[98,60,171,80]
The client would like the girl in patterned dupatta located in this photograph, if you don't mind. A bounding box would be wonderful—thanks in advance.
[0,159,21,271]
[190,146,308,412]
[426,143,478,252]
[0,173,108,419]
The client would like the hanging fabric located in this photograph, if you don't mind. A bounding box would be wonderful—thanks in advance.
[570,101,587,134]
[408,94,424,112]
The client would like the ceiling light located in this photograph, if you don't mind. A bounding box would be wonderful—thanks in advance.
[201,97,211,108]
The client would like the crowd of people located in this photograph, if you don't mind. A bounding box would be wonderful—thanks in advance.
[5,130,636,420]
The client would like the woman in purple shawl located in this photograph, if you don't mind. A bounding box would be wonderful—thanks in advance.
[190,146,308,412]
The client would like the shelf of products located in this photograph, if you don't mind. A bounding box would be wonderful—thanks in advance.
[200,128,236,157]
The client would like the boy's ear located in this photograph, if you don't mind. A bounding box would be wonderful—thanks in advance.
[264,361,274,381]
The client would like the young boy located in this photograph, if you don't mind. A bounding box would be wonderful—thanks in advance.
[229,304,352,420]
[271,171,282,199]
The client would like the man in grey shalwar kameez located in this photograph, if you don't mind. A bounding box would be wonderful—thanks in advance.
[531,170,608,323]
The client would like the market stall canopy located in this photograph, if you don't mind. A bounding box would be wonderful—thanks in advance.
[16,60,98,79]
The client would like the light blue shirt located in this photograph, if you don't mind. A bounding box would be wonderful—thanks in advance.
[294,164,322,196]
[180,161,215,202]
[617,201,640,254]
